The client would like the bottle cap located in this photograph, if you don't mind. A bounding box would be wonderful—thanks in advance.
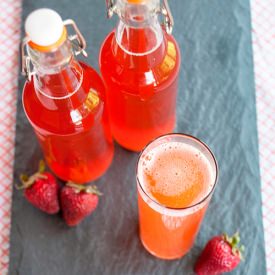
[25,8,66,52]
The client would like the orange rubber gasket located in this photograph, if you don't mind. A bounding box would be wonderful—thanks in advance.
[127,0,147,4]
[28,27,67,52]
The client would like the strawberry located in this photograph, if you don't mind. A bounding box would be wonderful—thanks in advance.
[18,160,59,214]
[194,232,244,275]
[60,182,101,226]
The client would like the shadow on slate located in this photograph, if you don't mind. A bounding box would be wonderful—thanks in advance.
[9,0,266,274]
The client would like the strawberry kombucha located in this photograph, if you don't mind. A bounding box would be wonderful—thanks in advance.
[137,134,218,259]
[100,0,180,151]
[22,9,114,183]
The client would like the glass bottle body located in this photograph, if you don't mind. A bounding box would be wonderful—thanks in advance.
[23,49,114,183]
[100,3,181,151]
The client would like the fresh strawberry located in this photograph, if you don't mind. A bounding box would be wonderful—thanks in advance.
[194,232,244,275]
[60,182,101,226]
[18,160,59,214]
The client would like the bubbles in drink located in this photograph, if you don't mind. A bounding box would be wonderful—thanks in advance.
[139,141,214,208]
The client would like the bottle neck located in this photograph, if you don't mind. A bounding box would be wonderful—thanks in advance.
[27,40,83,99]
[115,0,164,56]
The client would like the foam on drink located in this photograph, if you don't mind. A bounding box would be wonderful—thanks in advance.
[139,141,215,209]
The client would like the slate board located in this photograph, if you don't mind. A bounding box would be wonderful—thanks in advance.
[9,0,266,274]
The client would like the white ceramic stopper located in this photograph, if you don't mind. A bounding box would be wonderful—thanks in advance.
[25,8,64,46]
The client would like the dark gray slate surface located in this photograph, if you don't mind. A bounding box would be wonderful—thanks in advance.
[9,0,266,274]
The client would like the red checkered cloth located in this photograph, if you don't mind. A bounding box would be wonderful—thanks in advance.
[0,0,21,274]
[0,1,274,274]
[251,1,275,274]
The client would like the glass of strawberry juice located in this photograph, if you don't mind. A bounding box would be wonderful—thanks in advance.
[137,133,218,259]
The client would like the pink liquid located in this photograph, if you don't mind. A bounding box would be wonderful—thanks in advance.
[23,61,114,183]
[100,29,180,151]
[138,140,215,259]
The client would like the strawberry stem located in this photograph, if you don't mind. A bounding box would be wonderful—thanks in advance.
[66,182,102,196]
[20,174,29,183]
[16,160,47,190]
[38,160,46,173]
[17,173,47,190]
[86,185,103,196]
[223,232,245,260]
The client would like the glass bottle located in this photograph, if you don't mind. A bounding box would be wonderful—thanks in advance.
[100,0,180,152]
[21,9,114,183]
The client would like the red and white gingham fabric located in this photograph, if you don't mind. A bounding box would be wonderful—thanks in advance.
[0,0,274,274]
[251,0,275,274]
[0,0,21,274]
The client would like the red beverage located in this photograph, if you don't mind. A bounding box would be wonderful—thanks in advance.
[100,0,180,151]
[22,9,114,183]
[137,134,218,259]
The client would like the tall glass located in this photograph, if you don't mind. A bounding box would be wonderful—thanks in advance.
[137,133,218,259]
